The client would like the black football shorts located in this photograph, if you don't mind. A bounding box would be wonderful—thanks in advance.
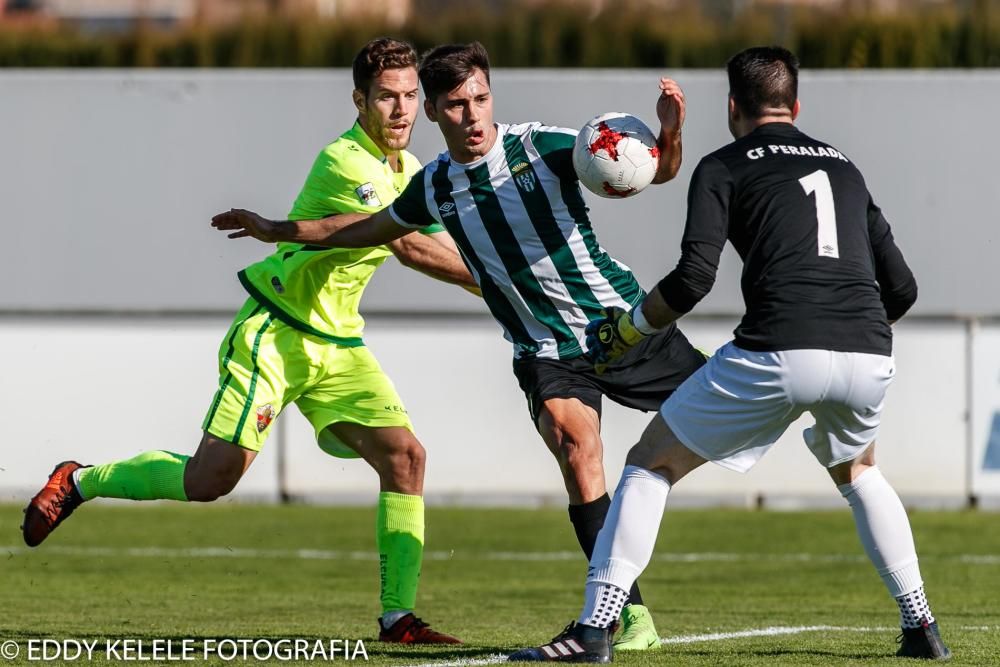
[512,324,708,424]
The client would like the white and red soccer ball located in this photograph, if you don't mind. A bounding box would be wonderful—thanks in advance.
[572,112,659,199]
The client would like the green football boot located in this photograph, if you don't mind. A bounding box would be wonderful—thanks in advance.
[613,604,661,651]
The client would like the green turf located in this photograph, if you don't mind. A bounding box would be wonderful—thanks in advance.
[1,503,997,665]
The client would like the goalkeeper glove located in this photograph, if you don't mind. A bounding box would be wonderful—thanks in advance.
[584,306,649,374]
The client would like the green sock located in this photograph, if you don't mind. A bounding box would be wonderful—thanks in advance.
[376,492,425,615]
[76,451,189,501]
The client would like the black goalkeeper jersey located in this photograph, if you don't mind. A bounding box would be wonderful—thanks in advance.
[657,122,917,356]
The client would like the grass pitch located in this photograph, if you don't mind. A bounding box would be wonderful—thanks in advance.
[1,503,997,665]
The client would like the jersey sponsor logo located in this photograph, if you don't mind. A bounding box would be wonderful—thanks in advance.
[354,182,382,207]
[515,171,537,192]
[383,404,408,415]
[256,404,276,433]
[438,202,457,217]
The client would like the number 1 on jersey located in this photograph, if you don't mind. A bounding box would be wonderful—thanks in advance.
[799,169,839,259]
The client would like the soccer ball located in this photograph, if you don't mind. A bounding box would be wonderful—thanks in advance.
[572,112,659,199]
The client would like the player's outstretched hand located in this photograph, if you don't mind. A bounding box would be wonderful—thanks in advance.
[656,78,685,137]
[584,306,648,374]
[211,209,282,242]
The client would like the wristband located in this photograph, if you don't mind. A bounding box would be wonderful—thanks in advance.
[631,304,660,335]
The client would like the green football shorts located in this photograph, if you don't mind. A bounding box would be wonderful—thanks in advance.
[202,298,412,457]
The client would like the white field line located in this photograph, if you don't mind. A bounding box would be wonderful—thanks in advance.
[398,625,999,667]
[660,624,892,643]
[4,545,1000,565]
[407,625,1000,667]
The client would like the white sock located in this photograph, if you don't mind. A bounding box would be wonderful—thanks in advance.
[71,467,88,501]
[838,466,926,605]
[380,610,411,628]
[579,582,629,629]
[896,585,935,629]
[580,465,671,626]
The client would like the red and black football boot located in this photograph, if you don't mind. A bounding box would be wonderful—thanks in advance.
[21,461,88,547]
[378,613,462,644]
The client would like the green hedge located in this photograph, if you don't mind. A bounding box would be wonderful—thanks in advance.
[1,2,998,68]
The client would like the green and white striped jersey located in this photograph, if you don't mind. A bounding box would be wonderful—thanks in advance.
[389,122,645,360]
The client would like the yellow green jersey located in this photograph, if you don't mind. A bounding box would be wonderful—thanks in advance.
[238,121,443,346]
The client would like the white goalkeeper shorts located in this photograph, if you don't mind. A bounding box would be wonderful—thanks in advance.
[660,342,895,473]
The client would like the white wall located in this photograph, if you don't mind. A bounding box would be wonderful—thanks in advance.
[2,70,999,316]
[1,315,985,506]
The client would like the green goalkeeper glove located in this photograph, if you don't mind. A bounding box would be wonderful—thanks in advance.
[584,306,649,374]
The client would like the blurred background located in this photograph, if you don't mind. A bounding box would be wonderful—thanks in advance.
[0,0,998,67]
[2,0,998,509]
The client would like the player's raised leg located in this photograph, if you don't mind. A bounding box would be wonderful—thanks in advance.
[829,444,950,660]
[22,298,280,547]
[324,421,460,645]
[22,309,270,544]
[537,398,660,651]
[21,433,256,547]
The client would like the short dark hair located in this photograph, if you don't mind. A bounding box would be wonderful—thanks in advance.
[352,37,418,95]
[418,42,491,104]
[726,46,799,118]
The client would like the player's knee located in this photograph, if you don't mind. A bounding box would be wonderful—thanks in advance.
[384,439,426,482]
[404,440,427,473]
[626,440,662,471]
[625,438,703,486]
[555,434,602,473]
[829,454,876,486]
[186,480,236,502]
[186,434,253,502]
[184,463,242,502]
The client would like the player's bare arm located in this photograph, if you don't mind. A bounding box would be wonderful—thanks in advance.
[651,78,685,184]
[212,208,408,247]
[211,208,371,243]
[388,232,479,290]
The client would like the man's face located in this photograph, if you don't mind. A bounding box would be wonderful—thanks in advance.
[425,68,496,164]
[354,67,420,155]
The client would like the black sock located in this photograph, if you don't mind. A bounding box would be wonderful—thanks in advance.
[568,493,644,607]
